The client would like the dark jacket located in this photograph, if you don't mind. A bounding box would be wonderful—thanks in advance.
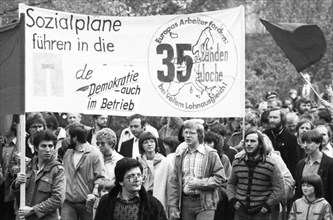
[11,156,65,220]
[119,138,166,158]
[295,153,333,206]
[264,128,299,178]
[94,184,167,220]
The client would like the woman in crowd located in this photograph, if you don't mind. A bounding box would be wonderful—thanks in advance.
[137,131,173,216]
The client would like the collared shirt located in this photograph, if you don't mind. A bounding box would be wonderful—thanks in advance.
[303,154,323,177]
[322,143,333,158]
[73,144,86,168]
[132,138,140,159]
[182,144,205,195]
[116,190,140,203]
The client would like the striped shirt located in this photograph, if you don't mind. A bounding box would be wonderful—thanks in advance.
[182,144,205,195]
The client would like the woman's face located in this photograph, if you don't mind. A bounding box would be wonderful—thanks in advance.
[142,138,156,153]
[298,122,312,136]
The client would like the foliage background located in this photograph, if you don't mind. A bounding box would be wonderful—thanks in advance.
[1,0,332,135]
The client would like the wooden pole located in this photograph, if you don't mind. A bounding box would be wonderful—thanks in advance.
[18,114,26,208]
[299,71,321,100]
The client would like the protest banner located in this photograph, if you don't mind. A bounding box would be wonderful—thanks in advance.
[18,4,245,118]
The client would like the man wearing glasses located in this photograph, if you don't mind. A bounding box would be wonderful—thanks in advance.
[169,119,226,220]
[26,112,47,158]
[95,157,167,220]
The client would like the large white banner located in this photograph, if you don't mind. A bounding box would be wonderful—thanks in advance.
[19,4,245,117]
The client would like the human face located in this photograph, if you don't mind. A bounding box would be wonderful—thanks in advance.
[244,133,260,156]
[36,140,54,163]
[286,121,297,133]
[96,137,112,155]
[29,123,44,135]
[303,140,320,155]
[268,110,282,130]
[298,123,312,136]
[130,118,144,138]
[299,103,311,114]
[184,128,199,148]
[142,138,156,153]
[302,183,315,198]
[67,113,81,124]
[315,126,330,146]
[96,115,108,129]
[120,167,143,194]
[267,101,278,110]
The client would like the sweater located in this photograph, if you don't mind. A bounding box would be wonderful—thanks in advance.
[227,154,285,214]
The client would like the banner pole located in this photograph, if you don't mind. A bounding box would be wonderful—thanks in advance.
[18,114,26,208]
[299,71,321,100]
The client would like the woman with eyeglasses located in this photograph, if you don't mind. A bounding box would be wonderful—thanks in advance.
[137,131,173,217]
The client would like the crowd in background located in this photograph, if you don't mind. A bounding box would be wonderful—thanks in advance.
[1,73,333,220]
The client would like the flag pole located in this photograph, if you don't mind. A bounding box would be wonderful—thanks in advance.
[17,114,26,208]
[299,72,321,100]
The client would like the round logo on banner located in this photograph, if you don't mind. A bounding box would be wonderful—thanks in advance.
[148,15,238,112]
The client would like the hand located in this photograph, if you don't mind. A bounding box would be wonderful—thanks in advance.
[187,178,200,189]
[15,173,26,188]
[86,194,96,213]
[261,206,268,214]
[169,211,180,220]
[234,201,241,210]
[319,99,331,108]
[18,206,34,217]
[0,135,7,145]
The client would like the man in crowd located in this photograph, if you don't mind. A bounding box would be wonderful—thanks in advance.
[86,115,108,146]
[12,130,66,220]
[96,128,123,183]
[264,108,299,177]
[315,124,333,158]
[298,73,320,103]
[25,112,47,158]
[169,119,226,220]
[296,97,312,117]
[94,157,167,220]
[227,128,285,220]
[61,122,104,220]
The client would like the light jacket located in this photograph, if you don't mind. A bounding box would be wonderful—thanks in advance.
[11,156,65,220]
[168,144,226,215]
[289,196,333,220]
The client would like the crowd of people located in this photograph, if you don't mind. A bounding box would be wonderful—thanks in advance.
[1,75,333,220]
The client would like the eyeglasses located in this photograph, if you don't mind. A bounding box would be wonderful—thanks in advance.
[96,141,107,147]
[183,131,197,136]
[30,124,44,130]
[124,173,145,183]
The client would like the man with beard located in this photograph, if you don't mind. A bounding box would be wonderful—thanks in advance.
[86,115,109,146]
[264,108,299,178]
[61,122,104,220]
[227,128,285,220]
[296,98,311,117]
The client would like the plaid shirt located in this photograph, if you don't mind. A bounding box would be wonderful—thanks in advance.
[182,144,205,195]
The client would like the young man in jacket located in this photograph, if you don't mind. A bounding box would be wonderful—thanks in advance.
[12,130,66,220]
[95,157,167,220]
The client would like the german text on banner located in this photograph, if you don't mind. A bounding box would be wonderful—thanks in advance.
[19,4,245,117]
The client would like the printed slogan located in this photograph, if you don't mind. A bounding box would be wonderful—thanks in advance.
[20,4,245,117]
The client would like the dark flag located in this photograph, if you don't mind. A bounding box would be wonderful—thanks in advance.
[260,18,326,72]
[0,16,25,115]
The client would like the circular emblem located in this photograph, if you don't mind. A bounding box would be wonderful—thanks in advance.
[148,15,238,112]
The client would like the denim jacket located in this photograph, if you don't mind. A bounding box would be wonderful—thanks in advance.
[11,156,66,220]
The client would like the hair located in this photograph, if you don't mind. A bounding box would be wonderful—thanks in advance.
[268,108,286,127]
[162,136,180,153]
[115,157,143,185]
[260,110,270,126]
[243,127,268,156]
[300,130,323,150]
[316,124,333,140]
[43,112,59,131]
[317,109,332,124]
[128,114,146,127]
[204,131,223,157]
[96,128,117,149]
[286,112,299,124]
[183,119,205,144]
[296,97,311,110]
[244,112,258,127]
[32,130,58,149]
[210,124,227,136]
[97,178,114,194]
[296,119,314,135]
[65,122,86,144]
[138,131,159,155]
[26,112,46,132]
[301,173,324,198]
[178,125,185,143]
